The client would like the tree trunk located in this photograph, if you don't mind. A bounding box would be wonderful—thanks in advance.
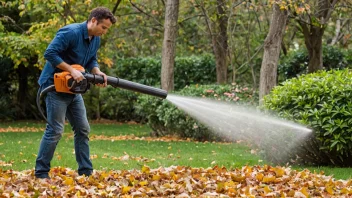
[299,22,325,73]
[197,0,228,84]
[161,0,179,91]
[17,64,28,118]
[307,27,324,73]
[259,4,288,105]
[298,0,338,73]
[213,0,228,84]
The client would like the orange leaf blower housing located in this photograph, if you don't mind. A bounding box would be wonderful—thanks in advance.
[54,64,85,94]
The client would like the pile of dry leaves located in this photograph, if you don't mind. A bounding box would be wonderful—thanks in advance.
[1,165,351,197]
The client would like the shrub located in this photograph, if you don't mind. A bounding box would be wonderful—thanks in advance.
[83,86,143,122]
[263,69,352,166]
[174,55,216,89]
[136,84,258,140]
[111,54,216,90]
[112,57,161,87]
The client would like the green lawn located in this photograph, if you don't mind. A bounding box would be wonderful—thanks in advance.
[0,121,351,180]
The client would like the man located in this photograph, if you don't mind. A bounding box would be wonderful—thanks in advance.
[35,7,116,179]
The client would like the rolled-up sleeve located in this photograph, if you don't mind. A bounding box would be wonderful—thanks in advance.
[44,28,74,68]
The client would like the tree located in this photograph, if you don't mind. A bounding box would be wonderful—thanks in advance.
[295,0,338,73]
[0,2,44,118]
[0,0,118,119]
[196,0,228,84]
[161,0,180,91]
[259,3,288,104]
[212,0,228,84]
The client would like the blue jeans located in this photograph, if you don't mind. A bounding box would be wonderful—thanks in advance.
[35,91,92,178]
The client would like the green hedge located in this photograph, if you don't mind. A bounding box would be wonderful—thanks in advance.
[263,69,352,166]
[278,45,350,82]
[110,54,216,90]
[136,84,258,140]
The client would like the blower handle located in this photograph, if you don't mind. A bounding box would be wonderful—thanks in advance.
[83,73,168,99]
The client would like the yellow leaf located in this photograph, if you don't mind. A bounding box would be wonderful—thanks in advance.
[63,177,74,186]
[122,186,131,194]
[152,174,161,181]
[274,167,285,177]
[217,182,225,193]
[129,175,135,182]
[76,176,86,184]
[172,173,178,181]
[100,171,109,179]
[264,186,272,194]
[231,174,245,182]
[141,165,150,174]
[97,183,105,189]
[102,58,113,68]
[300,187,309,197]
[262,175,276,183]
[139,181,148,186]
[325,185,334,195]
[287,190,295,197]
[256,173,264,181]
[341,187,352,194]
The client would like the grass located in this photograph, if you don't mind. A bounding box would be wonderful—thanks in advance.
[0,121,352,180]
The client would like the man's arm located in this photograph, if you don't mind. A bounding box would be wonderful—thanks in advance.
[44,28,73,69]
[44,28,84,82]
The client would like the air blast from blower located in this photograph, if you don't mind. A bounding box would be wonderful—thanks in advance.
[37,64,167,125]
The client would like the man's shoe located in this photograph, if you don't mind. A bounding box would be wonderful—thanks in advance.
[35,174,50,179]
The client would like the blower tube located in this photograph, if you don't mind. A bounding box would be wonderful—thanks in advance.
[83,73,168,99]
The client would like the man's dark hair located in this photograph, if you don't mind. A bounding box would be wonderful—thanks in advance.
[88,7,116,24]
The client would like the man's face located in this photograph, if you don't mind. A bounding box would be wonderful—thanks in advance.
[91,17,112,36]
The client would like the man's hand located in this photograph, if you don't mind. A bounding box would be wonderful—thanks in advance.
[57,62,85,83]
[91,67,108,87]
[70,69,85,83]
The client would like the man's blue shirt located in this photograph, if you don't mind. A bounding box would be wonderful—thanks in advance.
[38,21,100,89]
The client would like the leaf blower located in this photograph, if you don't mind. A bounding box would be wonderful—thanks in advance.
[37,64,167,124]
